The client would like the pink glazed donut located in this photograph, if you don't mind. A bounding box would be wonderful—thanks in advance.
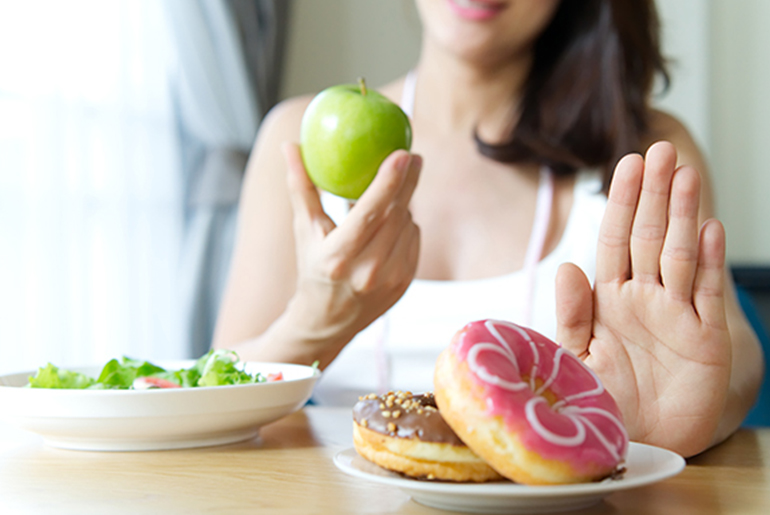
[434,319,629,485]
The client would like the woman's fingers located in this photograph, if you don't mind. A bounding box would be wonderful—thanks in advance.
[283,142,336,236]
[332,150,421,256]
[286,144,423,291]
[693,219,727,328]
[660,166,701,302]
[596,153,643,284]
[352,184,420,290]
[394,154,422,208]
[602,141,708,306]
[630,141,678,282]
[555,263,594,358]
[348,151,422,295]
[382,217,421,292]
[354,210,420,297]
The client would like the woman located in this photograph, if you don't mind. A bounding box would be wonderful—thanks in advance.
[213,0,763,457]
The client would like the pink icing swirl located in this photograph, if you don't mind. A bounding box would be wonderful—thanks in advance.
[455,320,629,472]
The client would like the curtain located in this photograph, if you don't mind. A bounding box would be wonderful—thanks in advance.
[162,0,291,358]
[0,0,184,374]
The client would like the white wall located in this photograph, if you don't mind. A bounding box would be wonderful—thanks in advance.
[281,0,421,97]
[633,0,770,264]
[710,0,770,264]
[654,0,711,154]
[281,0,770,264]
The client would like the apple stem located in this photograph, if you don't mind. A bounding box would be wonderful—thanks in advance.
[358,77,367,96]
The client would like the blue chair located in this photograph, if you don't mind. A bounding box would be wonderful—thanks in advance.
[737,285,770,427]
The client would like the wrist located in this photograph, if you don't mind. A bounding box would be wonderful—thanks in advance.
[269,295,357,368]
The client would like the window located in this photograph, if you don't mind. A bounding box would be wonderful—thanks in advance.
[0,0,185,373]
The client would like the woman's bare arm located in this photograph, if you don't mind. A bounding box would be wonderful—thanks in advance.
[212,97,309,357]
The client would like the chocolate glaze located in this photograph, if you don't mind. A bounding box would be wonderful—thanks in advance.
[353,391,466,446]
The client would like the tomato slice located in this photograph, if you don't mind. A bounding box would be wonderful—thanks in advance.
[266,372,283,382]
[134,376,182,389]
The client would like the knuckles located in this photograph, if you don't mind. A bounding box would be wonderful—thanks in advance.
[322,255,349,282]
[306,206,420,299]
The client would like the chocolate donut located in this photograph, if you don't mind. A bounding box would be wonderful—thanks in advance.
[352,391,502,482]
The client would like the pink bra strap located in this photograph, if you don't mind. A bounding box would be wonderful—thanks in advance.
[375,70,555,393]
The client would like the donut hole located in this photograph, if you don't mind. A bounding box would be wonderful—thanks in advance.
[522,375,561,408]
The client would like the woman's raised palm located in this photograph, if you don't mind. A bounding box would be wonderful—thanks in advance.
[556,141,731,457]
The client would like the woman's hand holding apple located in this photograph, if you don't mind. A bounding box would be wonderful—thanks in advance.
[280,143,422,368]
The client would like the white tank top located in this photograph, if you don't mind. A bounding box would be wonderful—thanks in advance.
[311,73,607,406]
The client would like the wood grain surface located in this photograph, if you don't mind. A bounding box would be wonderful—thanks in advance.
[0,407,767,514]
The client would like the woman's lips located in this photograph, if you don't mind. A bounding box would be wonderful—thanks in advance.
[447,0,506,21]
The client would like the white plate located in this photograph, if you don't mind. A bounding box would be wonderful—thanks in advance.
[0,361,320,451]
[334,442,685,514]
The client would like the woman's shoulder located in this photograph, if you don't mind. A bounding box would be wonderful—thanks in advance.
[256,95,315,143]
[242,96,316,201]
[645,109,690,140]
[644,109,707,169]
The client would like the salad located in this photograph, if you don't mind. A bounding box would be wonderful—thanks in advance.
[26,350,285,390]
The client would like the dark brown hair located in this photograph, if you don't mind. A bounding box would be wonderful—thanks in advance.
[475,0,669,188]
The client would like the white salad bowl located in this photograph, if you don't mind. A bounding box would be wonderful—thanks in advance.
[0,361,320,451]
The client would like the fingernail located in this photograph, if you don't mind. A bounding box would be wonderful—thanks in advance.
[410,154,423,172]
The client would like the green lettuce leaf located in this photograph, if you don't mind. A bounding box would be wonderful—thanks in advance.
[28,363,96,389]
[196,349,265,386]
[26,351,267,389]
[152,367,200,388]
[96,357,170,389]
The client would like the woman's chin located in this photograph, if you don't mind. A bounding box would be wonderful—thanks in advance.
[430,35,522,68]
[417,0,559,67]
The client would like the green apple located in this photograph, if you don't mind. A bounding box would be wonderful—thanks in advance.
[300,78,412,200]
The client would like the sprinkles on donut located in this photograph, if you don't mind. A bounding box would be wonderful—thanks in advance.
[434,319,629,485]
[352,391,503,482]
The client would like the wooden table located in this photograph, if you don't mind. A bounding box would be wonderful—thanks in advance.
[0,407,768,514]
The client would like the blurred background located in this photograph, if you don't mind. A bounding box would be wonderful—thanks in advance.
[0,0,768,377]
